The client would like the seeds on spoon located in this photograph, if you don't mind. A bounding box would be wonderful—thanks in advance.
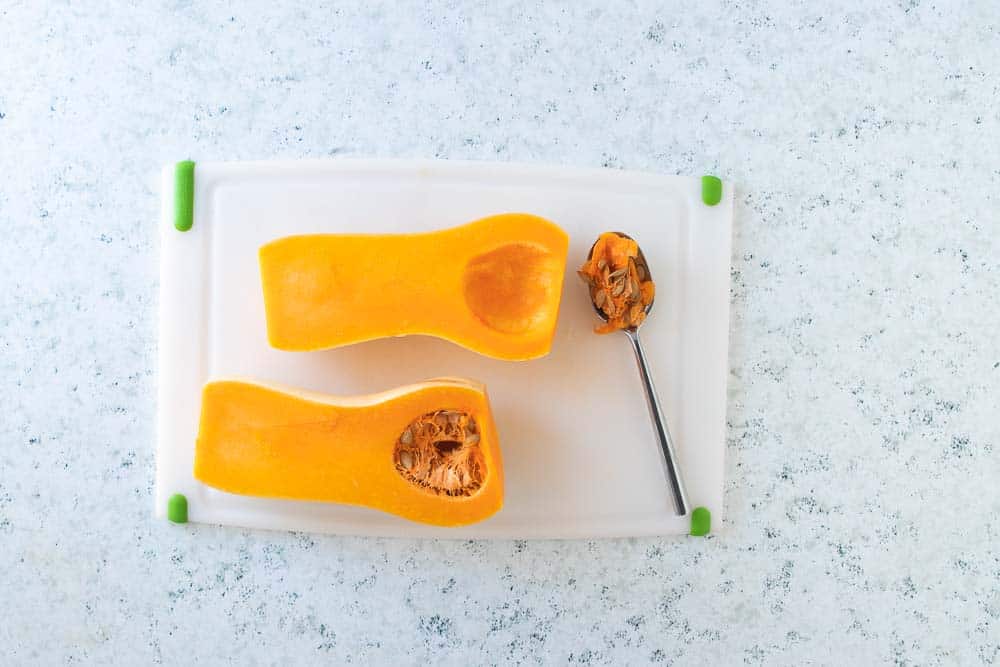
[579,232,655,334]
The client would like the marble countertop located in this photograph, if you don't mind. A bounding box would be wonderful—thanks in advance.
[2,2,997,664]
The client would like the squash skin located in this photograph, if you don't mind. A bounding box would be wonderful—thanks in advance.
[194,378,503,527]
[259,213,569,360]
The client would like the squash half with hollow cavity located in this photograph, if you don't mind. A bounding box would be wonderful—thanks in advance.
[258,213,569,360]
[194,378,503,526]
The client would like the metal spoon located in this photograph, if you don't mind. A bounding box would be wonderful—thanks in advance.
[587,232,690,516]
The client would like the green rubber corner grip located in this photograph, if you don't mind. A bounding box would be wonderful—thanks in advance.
[167,493,188,523]
[690,506,711,536]
[701,175,722,206]
[174,160,195,231]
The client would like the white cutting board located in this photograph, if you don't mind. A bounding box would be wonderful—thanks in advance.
[156,159,733,538]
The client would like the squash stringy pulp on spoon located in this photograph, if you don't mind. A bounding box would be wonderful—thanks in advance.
[577,232,655,333]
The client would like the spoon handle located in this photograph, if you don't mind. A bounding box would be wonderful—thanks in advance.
[625,329,690,516]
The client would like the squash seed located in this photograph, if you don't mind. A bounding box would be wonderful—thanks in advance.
[399,450,414,469]
[464,433,480,445]
[400,427,413,445]
[611,280,625,297]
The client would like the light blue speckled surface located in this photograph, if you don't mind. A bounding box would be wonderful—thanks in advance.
[2,2,998,664]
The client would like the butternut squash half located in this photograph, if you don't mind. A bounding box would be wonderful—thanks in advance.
[259,213,570,360]
[194,378,503,526]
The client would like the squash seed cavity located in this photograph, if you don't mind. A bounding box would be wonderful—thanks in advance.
[394,410,486,497]
[463,243,560,334]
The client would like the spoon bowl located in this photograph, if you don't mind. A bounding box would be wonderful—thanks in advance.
[587,231,654,329]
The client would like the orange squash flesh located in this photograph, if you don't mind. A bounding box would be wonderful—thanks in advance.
[258,213,570,360]
[194,378,503,526]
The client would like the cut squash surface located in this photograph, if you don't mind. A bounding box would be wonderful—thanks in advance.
[259,213,569,360]
[194,378,503,526]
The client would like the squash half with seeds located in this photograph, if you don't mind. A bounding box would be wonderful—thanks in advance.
[194,378,503,526]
